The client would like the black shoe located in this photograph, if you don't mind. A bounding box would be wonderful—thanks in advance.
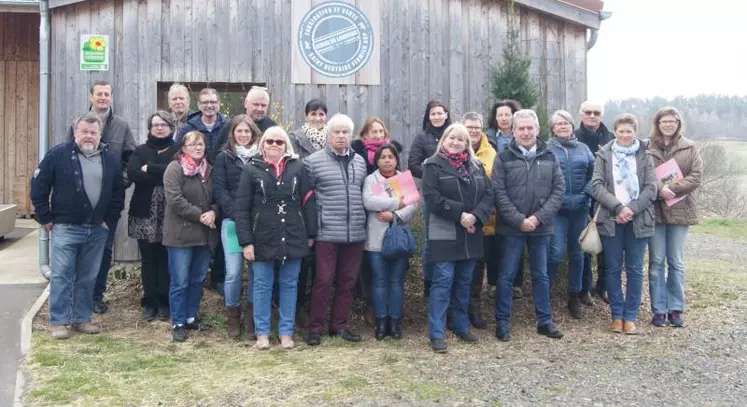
[578,291,595,306]
[305,332,321,346]
[495,325,511,342]
[431,338,448,353]
[184,318,212,331]
[329,329,362,342]
[142,306,157,322]
[172,325,187,342]
[537,323,564,339]
[93,299,108,314]
[568,294,582,319]
[389,318,402,340]
[455,330,479,343]
[423,280,431,299]
[374,318,388,340]
[468,298,487,329]
[157,306,170,321]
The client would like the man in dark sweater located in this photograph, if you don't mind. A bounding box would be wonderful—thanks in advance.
[33,113,125,339]
[574,101,614,304]
[66,80,136,315]
[215,87,278,156]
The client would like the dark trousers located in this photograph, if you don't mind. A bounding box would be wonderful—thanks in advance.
[297,251,316,308]
[93,224,117,301]
[308,242,364,334]
[137,240,170,308]
[210,220,226,285]
[472,235,500,297]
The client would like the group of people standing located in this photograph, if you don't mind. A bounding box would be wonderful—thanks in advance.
[32,81,702,353]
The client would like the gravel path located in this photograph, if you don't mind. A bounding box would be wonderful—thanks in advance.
[419,232,747,406]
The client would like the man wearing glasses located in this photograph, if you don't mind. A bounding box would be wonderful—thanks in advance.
[574,101,614,305]
[175,87,228,164]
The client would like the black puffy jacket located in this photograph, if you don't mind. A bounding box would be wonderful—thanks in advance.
[234,155,317,261]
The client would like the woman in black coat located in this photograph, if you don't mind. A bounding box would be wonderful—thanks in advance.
[422,123,493,353]
[234,126,317,350]
[126,111,181,322]
[212,114,262,339]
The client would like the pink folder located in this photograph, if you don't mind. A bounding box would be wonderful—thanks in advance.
[655,159,686,207]
[372,170,421,205]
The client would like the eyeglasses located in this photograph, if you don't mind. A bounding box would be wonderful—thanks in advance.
[554,121,571,127]
[466,126,482,131]
[199,100,219,105]
[583,110,602,117]
[264,139,285,146]
[151,123,170,128]
[184,143,205,148]
[659,120,679,125]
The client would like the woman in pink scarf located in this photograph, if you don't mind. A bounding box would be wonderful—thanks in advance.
[351,117,403,176]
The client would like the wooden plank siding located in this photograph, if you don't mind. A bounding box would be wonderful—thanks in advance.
[48,0,591,260]
[0,13,40,216]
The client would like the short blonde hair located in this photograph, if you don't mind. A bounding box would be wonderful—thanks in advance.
[431,123,475,160]
[259,126,295,157]
[246,86,270,102]
[327,113,355,134]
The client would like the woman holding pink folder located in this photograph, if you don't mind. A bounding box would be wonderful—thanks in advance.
[646,107,703,328]
[363,145,419,340]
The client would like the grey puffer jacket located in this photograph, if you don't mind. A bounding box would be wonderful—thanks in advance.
[591,140,658,238]
[304,145,367,244]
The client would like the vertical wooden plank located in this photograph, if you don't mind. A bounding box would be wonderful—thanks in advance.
[0,61,5,203]
[50,9,67,146]
[355,0,380,86]
[386,0,404,151]
[183,0,193,80]
[572,26,587,113]
[0,15,5,61]
[168,0,184,81]
[15,61,28,178]
[247,0,258,81]
[112,0,125,105]
[562,22,576,112]
[253,0,267,82]
[4,14,16,61]
[404,0,424,148]
[119,0,139,146]
[146,0,163,126]
[205,0,219,81]
[5,61,17,204]
[227,0,239,81]
[160,0,171,78]
[269,0,284,108]
[447,0,463,115]
[291,0,312,84]
[27,60,39,180]
[135,0,148,140]
[279,0,294,122]
[428,0,445,103]
[544,17,562,113]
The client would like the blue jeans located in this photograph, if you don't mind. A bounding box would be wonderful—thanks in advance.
[648,224,689,314]
[367,251,408,319]
[167,245,211,326]
[428,260,475,339]
[221,221,252,307]
[422,200,436,282]
[93,224,117,301]
[496,235,553,328]
[50,224,108,325]
[253,258,301,336]
[548,209,587,293]
[602,223,648,321]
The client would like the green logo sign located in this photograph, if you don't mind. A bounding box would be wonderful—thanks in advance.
[80,35,109,71]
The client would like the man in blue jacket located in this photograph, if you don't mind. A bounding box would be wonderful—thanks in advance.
[32,113,125,339]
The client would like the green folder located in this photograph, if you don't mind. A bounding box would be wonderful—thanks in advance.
[223,220,243,254]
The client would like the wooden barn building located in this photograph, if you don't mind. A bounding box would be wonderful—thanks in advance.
[4,0,605,260]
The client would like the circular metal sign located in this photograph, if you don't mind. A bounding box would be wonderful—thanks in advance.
[298,2,374,78]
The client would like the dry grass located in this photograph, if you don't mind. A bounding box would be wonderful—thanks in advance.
[24,218,747,406]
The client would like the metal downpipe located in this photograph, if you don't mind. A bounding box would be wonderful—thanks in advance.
[38,0,51,280]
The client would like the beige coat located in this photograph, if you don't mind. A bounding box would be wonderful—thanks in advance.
[646,134,703,225]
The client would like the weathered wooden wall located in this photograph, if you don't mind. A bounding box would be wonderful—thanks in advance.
[0,13,40,216]
[50,0,589,260]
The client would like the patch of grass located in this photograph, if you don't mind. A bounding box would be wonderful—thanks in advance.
[692,218,747,240]
[406,379,456,401]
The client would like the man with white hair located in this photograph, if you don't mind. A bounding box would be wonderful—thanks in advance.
[215,87,278,156]
[32,113,125,339]
[491,109,565,342]
[575,101,614,304]
[167,83,192,135]
[303,113,367,346]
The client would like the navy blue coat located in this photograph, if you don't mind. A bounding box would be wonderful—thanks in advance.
[31,141,125,228]
[213,148,250,220]
[175,111,229,164]
[547,137,595,213]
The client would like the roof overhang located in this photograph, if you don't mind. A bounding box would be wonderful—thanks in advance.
[513,0,602,29]
[0,0,39,13]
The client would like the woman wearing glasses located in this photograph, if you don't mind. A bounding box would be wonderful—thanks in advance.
[163,131,220,342]
[213,115,263,339]
[234,127,317,350]
[127,111,181,322]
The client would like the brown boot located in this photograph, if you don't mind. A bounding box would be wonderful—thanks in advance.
[226,306,241,339]
[244,302,256,339]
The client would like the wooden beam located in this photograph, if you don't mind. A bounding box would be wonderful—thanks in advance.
[48,0,84,8]
[0,6,38,13]
[514,0,600,29]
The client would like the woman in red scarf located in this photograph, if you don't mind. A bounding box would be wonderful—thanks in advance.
[352,117,403,175]
[163,131,220,342]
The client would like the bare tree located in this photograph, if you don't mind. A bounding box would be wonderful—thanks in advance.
[696,142,747,218]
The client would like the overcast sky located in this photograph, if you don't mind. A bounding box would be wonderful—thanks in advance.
[587,0,747,102]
